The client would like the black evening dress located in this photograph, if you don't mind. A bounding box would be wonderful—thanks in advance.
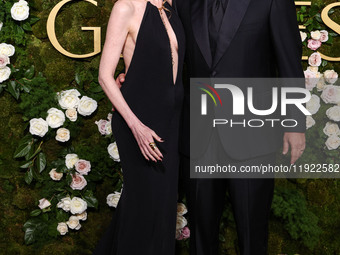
[93,1,185,255]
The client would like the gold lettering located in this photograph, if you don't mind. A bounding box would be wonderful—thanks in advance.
[46,0,101,58]
[319,2,340,61]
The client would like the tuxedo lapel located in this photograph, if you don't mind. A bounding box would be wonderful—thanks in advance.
[212,0,251,68]
[191,0,212,68]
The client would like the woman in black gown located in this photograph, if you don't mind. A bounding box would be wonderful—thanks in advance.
[93,0,185,254]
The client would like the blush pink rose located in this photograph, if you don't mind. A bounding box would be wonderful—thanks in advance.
[308,52,322,67]
[75,159,91,175]
[0,54,10,68]
[304,69,319,91]
[70,173,87,190]
[95,119,109,135]
[321,85,340,104]
[176,226,190,240]
[320,30,329,43]
[307,39,322,51]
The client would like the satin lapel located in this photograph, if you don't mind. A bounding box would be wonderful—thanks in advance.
[212,0,251,68]
[191,0,212,68]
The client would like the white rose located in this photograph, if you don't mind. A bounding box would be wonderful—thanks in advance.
[308,52,322,67]
[29,118,49,137]
[65,153,79,169]
[57,222,68,235]
[38,198,51,210]
[77,96,97,116]
[108,142,120,162]
[55,127,70,142]
[75,159,91,175]
[46,108,65,128]
[49,168,63,181]
[65,108,77,122]
[57,89,81,109]
[325,134,340,150]
[306,116,315,130]
[107,113,113,121]
[176,215,187,230]
[70,173,87,190]
[0,43,15,57]
[311,30,321,40]
[66,216,81,230]
[76,211,87,221]
[306,94,321,115]
[11,0,29,21]
[324,70,338,84]
[177,203,188,216]
[321,85,340,104]
[70,197,87,215]
[0,66,11,83]
[316,75,326,92]
[326,106,340,122]
[300,31,307,42]
[0,22,3,31]
[323,122,340,136]
[320,30,329,43]
[307,66,318,73]
[0,54,10,68]
[57,196,72,212]
[105,121,112,135]
[107,192,121,208]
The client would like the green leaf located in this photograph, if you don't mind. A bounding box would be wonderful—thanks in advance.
[36,152,46,173]
[83,194,99,209]
[322,60,328,67]
[29,16,40,25]
[20,160,34,169]
[24,65,35,79]
[7,80,20,100]
[24,168,34,185]
[14,142,32,158]
[30,209,41,217]
[22,23,32,31]
[27,145,42,161]
[75,73,82,86]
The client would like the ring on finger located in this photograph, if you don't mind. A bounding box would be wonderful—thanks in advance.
[149,142,157,150]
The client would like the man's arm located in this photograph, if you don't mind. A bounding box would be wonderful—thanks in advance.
[269,0,306,164]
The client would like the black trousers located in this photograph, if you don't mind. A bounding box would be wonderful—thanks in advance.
[180,133,276,255]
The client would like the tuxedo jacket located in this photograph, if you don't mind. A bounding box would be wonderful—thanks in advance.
[173,0,306,160]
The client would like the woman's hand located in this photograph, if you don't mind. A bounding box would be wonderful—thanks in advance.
[129,120,164,162]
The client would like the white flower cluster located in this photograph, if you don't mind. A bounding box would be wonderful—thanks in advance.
[95,113,112,136]
[56,196,88,235]
[0,0,30,83]
[29,89,98,142]
[0,43,15,83]
[175,203,190,240]
[304,65,340,150]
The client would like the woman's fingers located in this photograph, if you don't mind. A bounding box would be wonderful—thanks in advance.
[143,143,157,162]
[151,130,164,142]
[145,141,162,162]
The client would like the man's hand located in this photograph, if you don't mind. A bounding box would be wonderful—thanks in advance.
[112,73,126,111]
[282,132,306,165]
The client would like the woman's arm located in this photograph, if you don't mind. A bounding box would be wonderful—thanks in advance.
[98,1,163,162]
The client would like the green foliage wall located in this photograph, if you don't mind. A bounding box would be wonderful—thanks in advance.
[0,0,339,254]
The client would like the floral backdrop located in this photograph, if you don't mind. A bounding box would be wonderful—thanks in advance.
[0,0,339,254]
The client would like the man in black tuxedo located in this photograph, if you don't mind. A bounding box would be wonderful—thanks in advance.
[171,0,306,254]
